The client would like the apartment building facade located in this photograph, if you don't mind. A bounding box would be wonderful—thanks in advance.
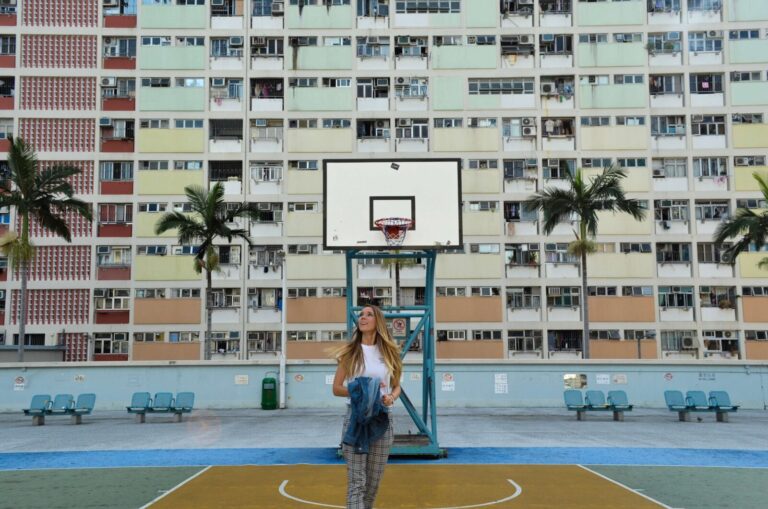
[1,0,768,363]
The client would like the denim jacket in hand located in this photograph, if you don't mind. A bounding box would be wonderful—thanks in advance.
[343,376,390,454]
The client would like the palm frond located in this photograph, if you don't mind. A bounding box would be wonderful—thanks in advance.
[753,171,768,201]
[524,187,578,235]
[34,206,73,242]
[758,256,768,270]
[713,208,767,264]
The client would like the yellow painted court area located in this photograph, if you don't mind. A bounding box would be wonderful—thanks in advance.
[149,464,665,508]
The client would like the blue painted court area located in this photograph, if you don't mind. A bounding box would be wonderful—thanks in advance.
[3,446,768,471]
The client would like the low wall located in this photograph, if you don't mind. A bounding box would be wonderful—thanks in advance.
[1,361,766,412]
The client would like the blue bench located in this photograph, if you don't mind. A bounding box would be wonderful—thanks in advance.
[127,391,195,423]
[67,393,96,425]
[22,394,52,426]
[564,390,632,421]
[664,390,738,422]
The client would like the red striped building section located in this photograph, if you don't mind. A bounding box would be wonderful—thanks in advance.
[18,118,95,153]
[64,333,89,362]
[22,0,98,28]
[16,209,93,238]
[15,246,91,281]
[20,77,96,111]
[38,160,94,195]
[21,35,97,68]
[11,289,90,325]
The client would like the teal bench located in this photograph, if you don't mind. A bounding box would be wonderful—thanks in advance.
[48,394,74,416]
[66,393,96,425]
[127,392,152,423]
[23,394,52,426]
[664,390,738,422]
[128,392,195,423]
[170,392,195,422]
[565,390,632,421]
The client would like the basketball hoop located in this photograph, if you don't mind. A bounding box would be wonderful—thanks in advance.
[374,217,413,247]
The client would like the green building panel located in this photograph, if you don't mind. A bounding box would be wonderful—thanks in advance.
[285,87,353,111]
[429,13,462,27]
[135,256,200,281]
[730,0,768,21]
[285,46,353,70]
[576,0,645,26]
[579,83,646,109]
[136,170,204,195]
[432,46,497,69]
[432,76,464,110]
[139,5,207,29]
[731,82,768,106]
[139,88,206,112]
[285,4,353,28]
[139,47,206,70]
[730,40,768,64]
[577,42,645,67]
[466,0,498,27]
[467,94,500,110]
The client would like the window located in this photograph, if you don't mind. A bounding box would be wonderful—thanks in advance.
[469,243,500,254]
[175,119,203,129]
[437,330,467,341]
[688,0,721,11]
[699,286,736,308]
[695,201,729,221]
[655,199,689,222]
[395,1,460,13]
[93,333,129,355]
[248,288,281,308]
[701,330,739,357]
[288,160,318,171]
[96,246,131,267]
[619,242,652,253]
[466,201,498,212]
[691,115,725,136]
[743,286,768,297]
[656,243,692,263]
[581,158,612,168]
[247,331,280,352]
[394,77,428,98]
[547,287,580,308]
[593,243,615,253]
[357,36,390,58]
[614,74,643,85]
[141,36,171,47]
[690,74,723,94]
[652,158,686,178]
[322,118,351,129]
[729,29,760,40]
[175,160,203,171]
[732,113,764,125]
[288,119,318,129]
[507,288,540,309]
[287,202,317,212]
[289,78,318,88]
[99,203,132,224]
[322,287,346,297]
[139,160,169,170]
[173,244,197,255]
[434,118,462,129]
[138,202,167,213]
[541,118,574,137]
[171,288,201,298]
[468,78,534,95]
[135,288,165,299]
[0,206,9,225]
[698,243,731,264]
[467,159,498,170]
[471,286,500,297]
[506,243,540,265]
[252,202,283,223]
[0,118,13,139]
[287,244,316,255]
[731,71,762,82]
[137,245,167,256]
[625,329,656,340]
[472,330,502,340]
[578,34,608,44]
[616,116,645,126]
[658,286,694,308]
[437,287,466,297]
[650,74,683,95]
[661,330,695,352]
[580,74,609,85]
[287,287,317,298]
[211,331,241,353]
[140,119,170,129]
[94,288,130,310]
[613,32,642,43]
[104,37,137,58]
[542,158,575,179]
[99,161,133,181]
[647,32,682,53]
[622,286,653,296]
[503,159,537,179]
[650,115,686,136]
[288,331,317,341]
[134,332,163,342]
[617,157,646,168]
[588,286,617,296]
[737,198,768,210]
[177,36,203,47]
[539,34,572,55]
[689,31,723,52]
[211,288,240,308]
[745,331,768,341]
[395,119,428,140]
[589,330,621,340]
[581,116,609,127]
[508,330,542,352]
[141,77,171,88]
[545,243,578,264]
[693,157,727,177]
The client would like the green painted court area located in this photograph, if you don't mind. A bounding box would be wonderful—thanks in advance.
[1,464,767,509]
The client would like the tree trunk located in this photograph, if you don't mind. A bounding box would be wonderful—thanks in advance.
[17,259,27,362]
[581,251,590,360]
[205,268,212,361]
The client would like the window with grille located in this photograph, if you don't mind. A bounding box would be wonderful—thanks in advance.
[656,243,691,263]
[658,286,694,307]
[547,287,580,307]
[94,333,129,354]
[94,289,130,310]
[507,330,542,351]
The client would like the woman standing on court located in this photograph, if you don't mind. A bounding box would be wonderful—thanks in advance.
[332,305,402,509]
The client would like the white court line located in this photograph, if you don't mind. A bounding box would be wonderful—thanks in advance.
[139,465,212,509]
[279,479,522,509]
[577,465,674,509]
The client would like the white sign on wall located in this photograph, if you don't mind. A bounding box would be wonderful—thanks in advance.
[595,374,610,385]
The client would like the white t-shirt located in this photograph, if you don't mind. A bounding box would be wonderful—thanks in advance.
[347,344,392,397]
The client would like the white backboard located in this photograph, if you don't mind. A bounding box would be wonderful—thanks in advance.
[324,159,462,250]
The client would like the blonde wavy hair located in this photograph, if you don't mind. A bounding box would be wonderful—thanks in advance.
[335,305,402,385]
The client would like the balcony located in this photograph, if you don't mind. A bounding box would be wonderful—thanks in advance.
[392,7,461,28]
[357,0,389,29]
[104,0,137,28]
[541,118,575,151]
[659,306,694,322]
[0,77,14,109]
[648,1,681,25]
[539,1,572,27]
[356,120,391,153]
[687,3,722,24]
[546,305,580,322]
[209,120,243,154]
[248,302,282,324]
[506,294,542,322]
[210,41,245,71]
[211,0,244,29]
[657,260,692,278]
[251,79,284,111]
[250,123,283,153]
[0,4,16,26]
[140,4,206,28]
[100,121,135,153]
[500,1,534,28]
[577,0,645,26]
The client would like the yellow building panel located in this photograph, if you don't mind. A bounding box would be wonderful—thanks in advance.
[463,211,502,236]
[739,253,768,278]
[284,129,353,153]
[433,128,500,152]
[137,129,206,153]
[461,170,500,194]
[596,211,652,235]
[136,170,204,195]
[733,125,768,148]
[285,170,323,194]
[580,126,648,151]
[135,255,200,281]
[436,253,503,279]
[285,213,323,237]
[588,252,655,278]
[734,166,768,191]
[136,213,177,238]
[286,254,346,280]
[583,167,649,192]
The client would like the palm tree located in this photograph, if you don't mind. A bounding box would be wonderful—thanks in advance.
[155,183,261,360]
[0,137,92,362]
[713,172,768,271]
[524,166,646,359]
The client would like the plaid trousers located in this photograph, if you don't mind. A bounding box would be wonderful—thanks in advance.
[341,407,394,509]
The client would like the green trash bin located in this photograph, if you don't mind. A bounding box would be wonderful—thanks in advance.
[261,374,278,410]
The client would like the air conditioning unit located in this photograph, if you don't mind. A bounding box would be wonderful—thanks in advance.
[290,37,309,47]
[735,157,749,166]
[396,77,406,84]
[691,114,704,122]
[724,331,732,338]
[101,77,116,87]
[396,36,412,45]
[211,0,225,5]
[547,287,561,296]
[94,289,106,298]
[375,120,386,128]
[99,117,112,127]
[229,36,243,47]
[707,30,722,38]
[522,126,537,137]
[615,34,625,42]
[525,158,537,167]
[521,117,534,126]
[682,337,696,349]
[103,37,113,45]
[375,78,389,87]
[97,246,110,254]
[254,119,267,127]
[467,36,477,44]
[366,37,379,45]
[212,78,226,87]
[433,37,443,46]
[548,159,559,167]
[541,81,556,95]
[272,1,284,14]
[251,37,266,46]
[397,118,412,127]
[652,168,665,178]
[519,35,533,45]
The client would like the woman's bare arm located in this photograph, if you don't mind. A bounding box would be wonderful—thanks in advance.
[332,363,349,397]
